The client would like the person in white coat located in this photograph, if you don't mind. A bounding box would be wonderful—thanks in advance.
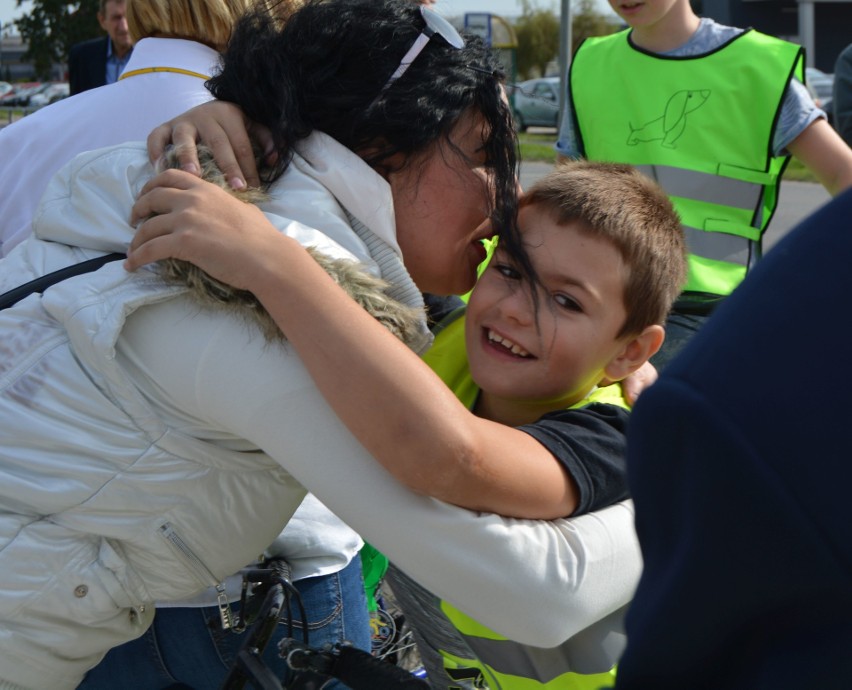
[0,0,277,257]
[0,1,370,688]
[0,1,640,688]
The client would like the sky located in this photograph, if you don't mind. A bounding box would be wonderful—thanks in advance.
[0,0,29,29]
[1,0,614,31]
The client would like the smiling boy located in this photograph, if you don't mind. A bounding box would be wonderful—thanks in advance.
[469,203,658,425]
[382,161,686,690]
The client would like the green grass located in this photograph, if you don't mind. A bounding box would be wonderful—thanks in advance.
[518,131,558,164]
[518,131,819,184]
[0,108,28,127]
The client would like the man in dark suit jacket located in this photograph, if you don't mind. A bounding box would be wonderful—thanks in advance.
[68,0,133,95]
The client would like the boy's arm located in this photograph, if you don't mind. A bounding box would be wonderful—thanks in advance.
[147,100,272,190]
[787,117,852,196]
[521,402,630,516]
[554,79,582,164]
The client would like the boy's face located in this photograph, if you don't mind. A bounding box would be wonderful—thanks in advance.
[466,205,631,418]
[607,0,685,29]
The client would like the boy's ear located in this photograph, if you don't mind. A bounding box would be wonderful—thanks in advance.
[603,324,665,382]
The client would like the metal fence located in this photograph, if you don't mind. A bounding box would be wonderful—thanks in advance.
[0,105,38,128]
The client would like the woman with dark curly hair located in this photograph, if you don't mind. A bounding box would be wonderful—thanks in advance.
[0,1,639,688]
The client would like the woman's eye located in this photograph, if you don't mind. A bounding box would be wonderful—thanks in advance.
[472,145,492,168]
[494,263,521,280]
[554,293,583,312]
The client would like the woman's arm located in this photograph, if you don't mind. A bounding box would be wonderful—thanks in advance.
[129,171,597,521]
[120,267,641,649]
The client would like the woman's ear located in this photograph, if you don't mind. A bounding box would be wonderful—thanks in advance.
[603,324,665,382]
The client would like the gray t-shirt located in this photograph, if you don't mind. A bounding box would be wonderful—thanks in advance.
[556,18,823,159]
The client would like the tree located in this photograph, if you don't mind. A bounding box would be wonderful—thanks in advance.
[14,0,100,80]
[571,0,619,50]
[515,1,560,80]
[515,0,620,80]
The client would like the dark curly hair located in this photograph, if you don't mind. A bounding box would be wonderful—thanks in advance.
[206,0,529,290]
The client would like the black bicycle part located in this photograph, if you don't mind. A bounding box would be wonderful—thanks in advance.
[281,640,429,690]
[220,569,429,690]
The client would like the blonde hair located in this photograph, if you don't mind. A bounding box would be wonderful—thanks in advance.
[126,0,298,51]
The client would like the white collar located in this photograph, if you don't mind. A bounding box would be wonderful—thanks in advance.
[120,38,220,81]
[293,132,401,258]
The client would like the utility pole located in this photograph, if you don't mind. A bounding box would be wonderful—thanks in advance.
[557,0,572,130]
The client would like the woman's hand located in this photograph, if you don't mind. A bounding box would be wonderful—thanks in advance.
[147,100,275,190]
[127,168,284,293]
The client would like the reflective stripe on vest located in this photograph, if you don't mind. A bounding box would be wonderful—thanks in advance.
[440,601,617,689]
[571,29,803,296]
[422,310,626,688]
[635,165,763,270]
[634,164,765,217]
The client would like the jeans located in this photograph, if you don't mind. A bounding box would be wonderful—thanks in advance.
[78,555,369,690]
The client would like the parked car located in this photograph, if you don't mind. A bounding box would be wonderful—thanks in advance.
[512,77,561,131]
[0,82,13,99]
[0,83,26,106]
[0,82,43,107]
[28,82,70,108]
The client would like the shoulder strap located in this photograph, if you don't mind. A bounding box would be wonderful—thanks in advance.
[0,252,126,311]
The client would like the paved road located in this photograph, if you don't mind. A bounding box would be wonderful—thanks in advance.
[520,161,832,253]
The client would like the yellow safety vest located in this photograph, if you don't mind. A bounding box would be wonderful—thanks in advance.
[571,28,803,299]
[420,309,627,689]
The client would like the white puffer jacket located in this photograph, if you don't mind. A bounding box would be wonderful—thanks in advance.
[0,136,643,690]
[0,135,427,689]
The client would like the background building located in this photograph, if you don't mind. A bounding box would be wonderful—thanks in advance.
[701,0,851,71]
[0,30,39,81]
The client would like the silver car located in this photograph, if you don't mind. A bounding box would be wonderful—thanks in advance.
[512,77,561,131]
[29,82,70,108]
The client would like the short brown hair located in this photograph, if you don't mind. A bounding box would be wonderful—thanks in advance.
[522,160,686,338]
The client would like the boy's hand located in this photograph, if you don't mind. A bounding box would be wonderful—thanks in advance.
[147,101,275,190]
[604,360,658,406]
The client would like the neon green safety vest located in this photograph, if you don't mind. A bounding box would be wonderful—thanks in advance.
[570,29,804,298]
[416,309,628,689]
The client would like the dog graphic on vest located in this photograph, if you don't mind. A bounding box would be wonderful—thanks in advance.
[627,89,710,149]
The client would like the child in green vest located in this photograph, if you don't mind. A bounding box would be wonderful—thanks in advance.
[557,0,852,369]
[126,159,686,688]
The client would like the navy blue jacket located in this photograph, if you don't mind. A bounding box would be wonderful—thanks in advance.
[618,189,852,689]
[68,37,108,95]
